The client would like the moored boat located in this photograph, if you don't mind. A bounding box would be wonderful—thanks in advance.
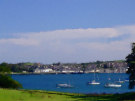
[115,79,124,83]
[88,80,100,85]
[104,83,121,88]
[56,83,73,88]
[88,68,100,85]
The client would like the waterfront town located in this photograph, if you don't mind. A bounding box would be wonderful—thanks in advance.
[7,60,128,74]
[34,61,128,74]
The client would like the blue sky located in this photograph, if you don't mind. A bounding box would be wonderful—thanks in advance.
[1,0,135,36]
[0,0,135,63]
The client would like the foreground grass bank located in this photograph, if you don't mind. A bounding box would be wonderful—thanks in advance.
[0,89,135,101]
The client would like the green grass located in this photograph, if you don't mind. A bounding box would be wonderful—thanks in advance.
[0,89,135,101]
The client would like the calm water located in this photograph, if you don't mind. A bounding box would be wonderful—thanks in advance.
[12,73,135,94]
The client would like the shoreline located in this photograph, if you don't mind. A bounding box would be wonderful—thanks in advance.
[11,72,126,75]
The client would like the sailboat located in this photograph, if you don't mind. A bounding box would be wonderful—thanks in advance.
[115,78,124,83]
[125,78,129,82]
[88,80,100,85]
[56,75,74,88]
[88,68,100,85]
[56,83,73,88]
[104,75,121,88]
[104,83,121,88]
[115,68,124,83]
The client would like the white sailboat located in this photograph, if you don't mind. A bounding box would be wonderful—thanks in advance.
[88,69,100,85]
[115,68,124,83]
[104,83,121,88]
[115,78,124,83]
[104,75,121,88]
[56,83,73,88]
[88,80,100,85]
[125,78,129,82]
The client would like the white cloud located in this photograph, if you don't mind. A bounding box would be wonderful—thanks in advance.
[0,38,39,46]
[0,25,135,63]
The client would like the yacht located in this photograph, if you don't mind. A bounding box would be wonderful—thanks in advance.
[88,68,100,85]
[104,83,121,88]
[56,83,73,88]
[125,78,129,82]
[88,80,100,85]
[115,79,124,83]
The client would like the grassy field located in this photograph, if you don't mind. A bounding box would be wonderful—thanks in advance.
[0,89,135,101]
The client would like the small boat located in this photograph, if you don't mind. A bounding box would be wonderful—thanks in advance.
[56,83,73,88]
[88,68,100,85]
[104,83,121,88]
[125,80,129,82]
[125,78,129,82]
[88,80,100,85]
[115,79,124,83]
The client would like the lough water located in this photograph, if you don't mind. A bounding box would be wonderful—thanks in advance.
[12,73,135,94]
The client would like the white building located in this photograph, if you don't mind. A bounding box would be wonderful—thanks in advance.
[34,68,53,73]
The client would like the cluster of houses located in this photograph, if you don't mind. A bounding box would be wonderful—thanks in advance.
[33,61,128,74]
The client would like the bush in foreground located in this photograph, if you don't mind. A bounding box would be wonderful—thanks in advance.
[0,62,22,89]
[0,74,22,89]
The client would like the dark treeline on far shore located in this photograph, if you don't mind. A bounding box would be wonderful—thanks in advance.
[0,60,128,74]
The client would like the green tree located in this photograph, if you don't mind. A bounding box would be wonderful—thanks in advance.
[0,62,11,73]
[81,63,87,73]
[126,43,135,89]
[0,62,22,89]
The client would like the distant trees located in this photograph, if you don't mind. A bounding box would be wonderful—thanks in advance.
[126,43,135,89]
[7,63,34,73]
[81,63,86,73]
[0,63,22,89]
[0,63,11,73]
[53,62,61,66]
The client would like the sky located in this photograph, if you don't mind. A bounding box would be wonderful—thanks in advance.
[0,0,135,64]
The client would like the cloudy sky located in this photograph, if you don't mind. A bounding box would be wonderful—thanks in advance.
[0,0,135,64]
